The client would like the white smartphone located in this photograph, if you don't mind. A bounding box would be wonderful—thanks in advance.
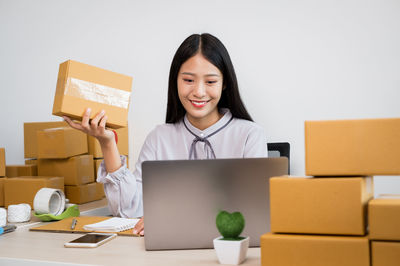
[64,233,117,248]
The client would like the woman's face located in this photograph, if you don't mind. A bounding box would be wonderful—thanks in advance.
[177,53,224,130]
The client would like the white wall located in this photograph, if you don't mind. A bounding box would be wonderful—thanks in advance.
[0,0,399,194]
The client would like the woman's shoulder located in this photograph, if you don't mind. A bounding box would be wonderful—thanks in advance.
[231,117,265,133]
[146,122,182,140]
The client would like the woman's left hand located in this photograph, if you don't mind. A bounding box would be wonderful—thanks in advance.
[133,217,144,236]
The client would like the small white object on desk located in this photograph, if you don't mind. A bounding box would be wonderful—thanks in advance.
[7,204,31,223]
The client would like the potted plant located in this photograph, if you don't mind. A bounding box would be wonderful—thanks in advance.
[213,210,249,265]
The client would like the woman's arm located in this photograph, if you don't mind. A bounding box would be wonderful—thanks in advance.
[63,108,121,172]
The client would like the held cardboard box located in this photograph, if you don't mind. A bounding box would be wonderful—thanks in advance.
[6,165,37,177]
[94,157,129,177]
[0,148,5,176]
[24,121,67,158]
[260,233,369,266]
[0,178,4,206]
[369,196,400,240]
[4,176,64,207]
[38,155,94,186]
[37,127,87,159]
[371,241,400,266]
[305,118,400,176]
[52,60,132,129]
[270,176,373,235]
[88,126,129,158]
[65,182,105,204]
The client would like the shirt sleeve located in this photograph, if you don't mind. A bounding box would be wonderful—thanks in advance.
[244,124,269,158]
[96,132,157,218]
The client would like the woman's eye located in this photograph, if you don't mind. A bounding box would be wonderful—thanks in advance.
[183,79,194,83]
[207,80,217,85]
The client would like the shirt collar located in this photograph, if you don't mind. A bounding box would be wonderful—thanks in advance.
[183,108,232,136]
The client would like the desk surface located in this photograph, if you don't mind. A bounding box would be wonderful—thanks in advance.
[0,199,261,266]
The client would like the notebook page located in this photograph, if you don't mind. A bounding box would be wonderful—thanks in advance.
[83,217,140,232]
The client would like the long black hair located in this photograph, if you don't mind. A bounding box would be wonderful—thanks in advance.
[165,33,253,123]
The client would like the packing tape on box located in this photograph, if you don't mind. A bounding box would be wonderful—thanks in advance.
[0,208,6,227]
[33,188,66,216]
[7,204,31,223]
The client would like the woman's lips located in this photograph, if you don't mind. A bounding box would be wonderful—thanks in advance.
[190,100,209,108]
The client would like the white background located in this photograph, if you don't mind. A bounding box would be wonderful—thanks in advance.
[0,0,399,195]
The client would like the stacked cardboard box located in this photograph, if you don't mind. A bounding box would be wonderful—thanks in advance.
[6,164,37,177]
[369,196,400,266]
[261,118,400,266]
[35,127,104,204]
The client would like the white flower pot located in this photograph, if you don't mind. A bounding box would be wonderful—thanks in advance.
[213,236,249,265]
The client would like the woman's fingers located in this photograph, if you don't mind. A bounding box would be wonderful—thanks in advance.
[90,110,105,131]
[133,217,144,236]
[81,108,91,130]
[63,116,84,131]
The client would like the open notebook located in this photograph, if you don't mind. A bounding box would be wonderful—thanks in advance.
[83,217,140,232]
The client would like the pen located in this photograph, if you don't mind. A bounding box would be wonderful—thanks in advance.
[71,218,77,230]
[0,225,17,235]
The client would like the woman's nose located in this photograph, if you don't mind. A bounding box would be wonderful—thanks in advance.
[193,82,206,98]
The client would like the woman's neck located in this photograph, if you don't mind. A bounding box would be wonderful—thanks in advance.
[186,110,224,131]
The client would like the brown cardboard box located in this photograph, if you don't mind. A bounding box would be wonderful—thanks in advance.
[37,127,87,159]
[25,159,37,165]
[38,155,94,185]
[94,157,129,177]
[270,176,373,235]
[4,176,64,207]
[371,241,400,266]
[369,196,400,241]
[0,148,5,176]
[52,60,132,129]
[65,182,105,204]
[0,178,5,206]
[88,126,129,158]
[6,164,37,177]
[305,118,400,176]
[260,233,369,266]
[24,121,67,158]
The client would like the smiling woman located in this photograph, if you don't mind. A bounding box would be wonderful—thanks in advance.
[64,33,268,236]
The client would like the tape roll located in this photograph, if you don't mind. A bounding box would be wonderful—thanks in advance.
[33,188,66,216]
[7,204,31,223]
[0,208,6,226]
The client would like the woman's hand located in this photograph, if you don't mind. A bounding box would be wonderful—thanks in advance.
[63,108,114,145]
[133,217,144,236]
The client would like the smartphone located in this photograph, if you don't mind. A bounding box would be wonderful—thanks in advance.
[64,233,117,248]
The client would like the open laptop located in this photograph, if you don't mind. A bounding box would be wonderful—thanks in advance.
[142,157,288,250]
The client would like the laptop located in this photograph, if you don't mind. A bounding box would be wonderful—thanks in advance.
[142,157,288,250]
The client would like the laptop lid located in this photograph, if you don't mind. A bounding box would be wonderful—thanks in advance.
[142,157,288,250]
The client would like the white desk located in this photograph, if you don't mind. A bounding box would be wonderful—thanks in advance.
[0,200,261,266]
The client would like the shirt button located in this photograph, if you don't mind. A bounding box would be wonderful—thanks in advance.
[200,133,204,137]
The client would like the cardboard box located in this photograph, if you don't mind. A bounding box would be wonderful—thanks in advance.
[0,148,5,176]
[25,159,37,165]
[24,121,67,158]
[0,178,4,206]
[94,157,129,177]
[260,233,369,266]
[371,241,400,266]
[38,155,94,185]
[369,196,400,241]
[6,165,37,177]
[270,176,373,235]
[88,126,129,158]
[305,118,400,176]
[37,127,87,159]
[4,176,64,207]
[65,182,105,204]
[52,60,132,129]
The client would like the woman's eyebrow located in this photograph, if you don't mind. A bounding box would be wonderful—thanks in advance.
[181,72,220,77]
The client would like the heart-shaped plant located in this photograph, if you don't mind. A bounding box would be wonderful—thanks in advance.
[216,210,245,240]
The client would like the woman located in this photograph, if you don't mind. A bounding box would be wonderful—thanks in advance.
[64,33,268,236]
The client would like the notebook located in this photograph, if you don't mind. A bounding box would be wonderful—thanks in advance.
[83,217,140,232]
